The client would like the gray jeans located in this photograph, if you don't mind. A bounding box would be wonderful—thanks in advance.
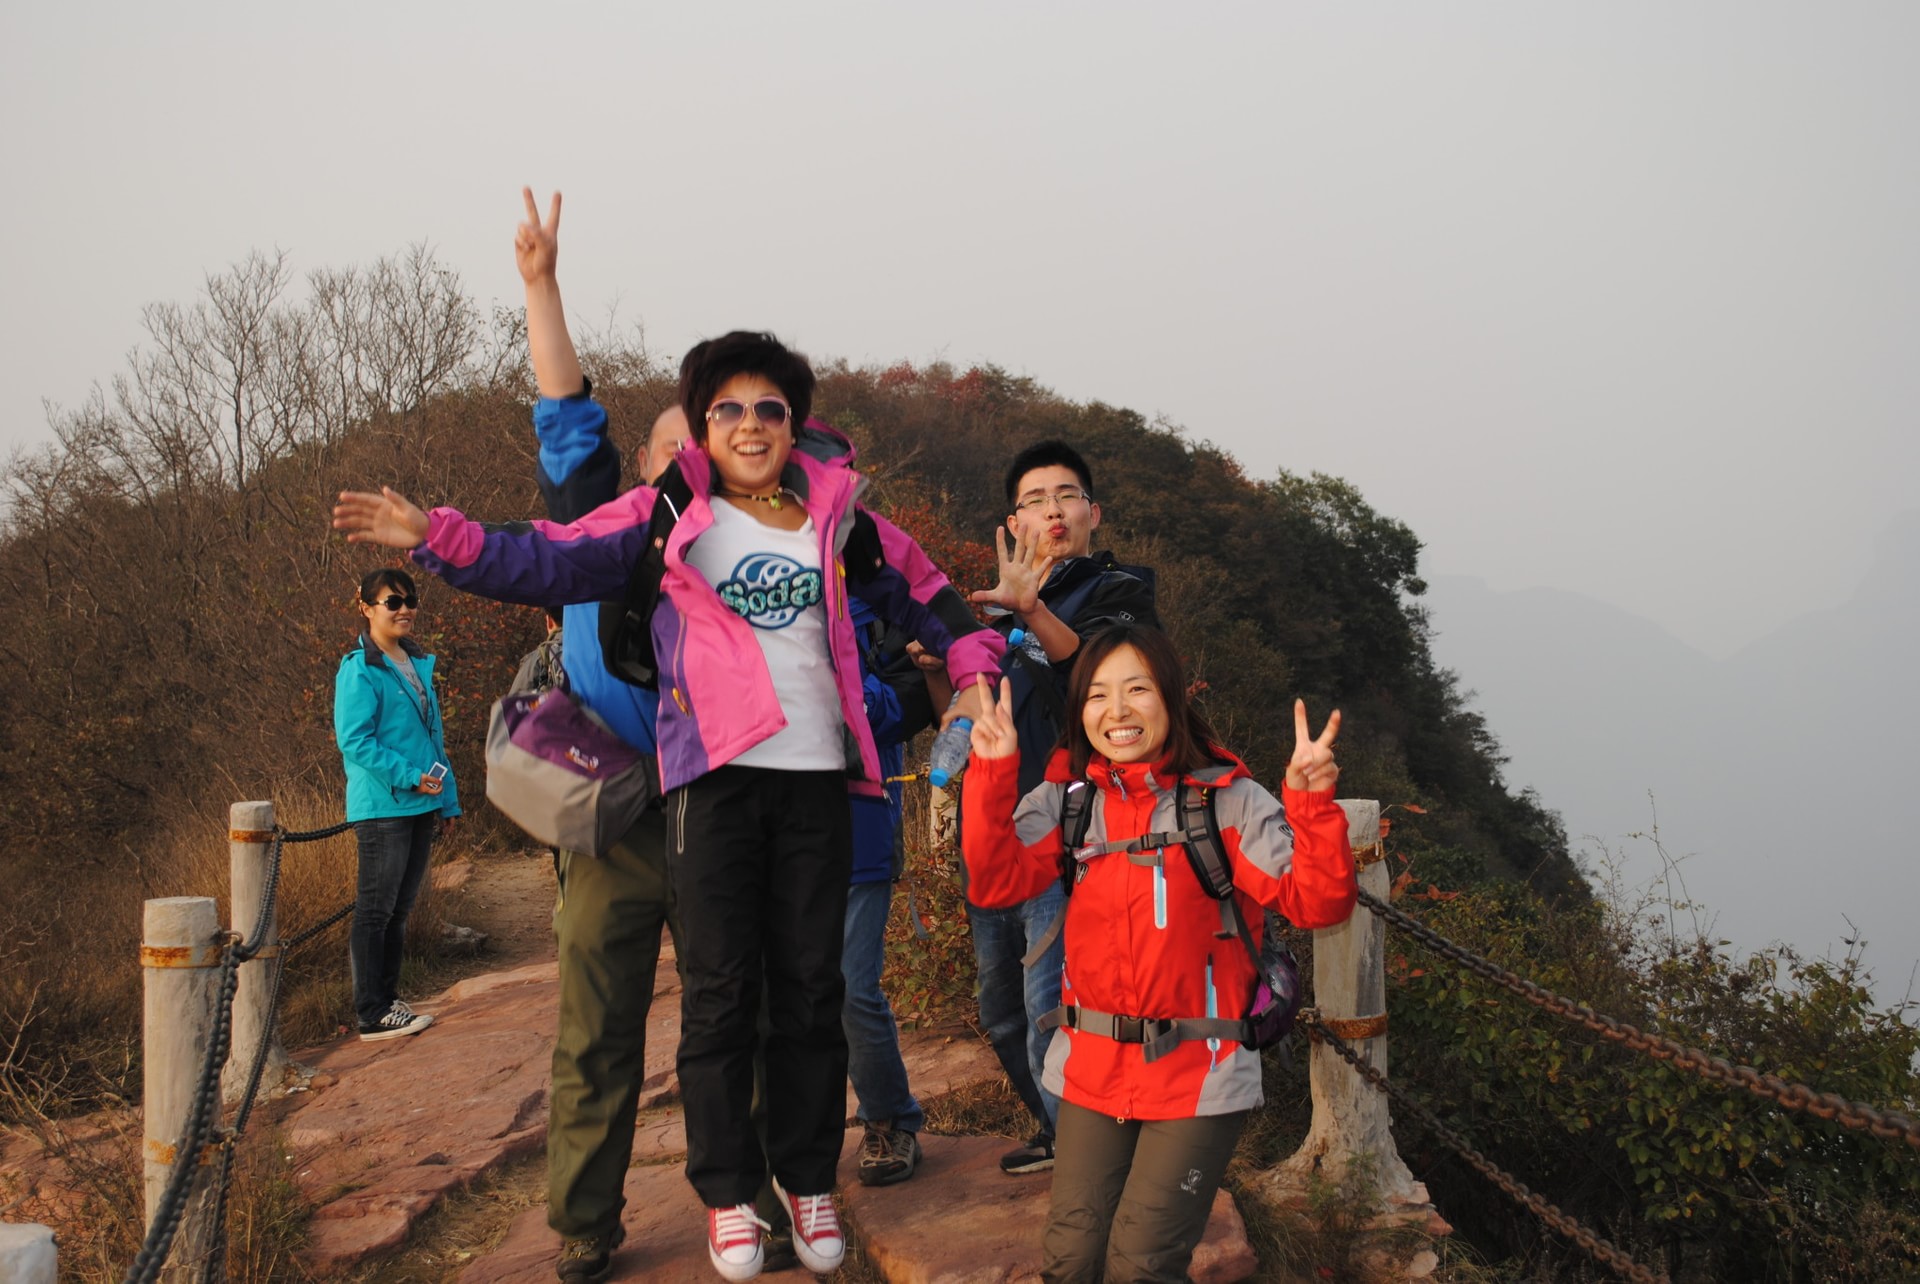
[1044,1101,1247,1284]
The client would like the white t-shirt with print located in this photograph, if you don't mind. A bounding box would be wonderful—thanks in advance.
[684,497,844,771]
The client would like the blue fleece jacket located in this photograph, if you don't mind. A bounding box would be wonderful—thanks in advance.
[334,635,461,821]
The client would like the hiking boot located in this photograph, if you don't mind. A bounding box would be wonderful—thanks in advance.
[856,1119,922,1187]
[771,1178,845,1274]
[999,1130,1055,1174]
[555,1222,624,1282]
[707,1203,769,1280]
[358,1004,434,1041]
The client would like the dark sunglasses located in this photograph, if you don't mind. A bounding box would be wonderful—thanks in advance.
[371,594,418,611]
[705,396,793,431]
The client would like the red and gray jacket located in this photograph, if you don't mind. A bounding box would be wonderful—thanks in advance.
[962,747,1356,1119]
[413,423,1004,796]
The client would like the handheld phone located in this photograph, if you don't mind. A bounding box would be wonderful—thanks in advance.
[427,762,449,782]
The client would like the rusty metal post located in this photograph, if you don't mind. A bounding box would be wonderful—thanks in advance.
[224,800,286,1101]
[1271,800,1426,1208]
[142,896,224,1281]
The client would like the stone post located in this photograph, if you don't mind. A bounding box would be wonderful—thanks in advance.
[0,1223,57,1283]
[224,800,287,1102]
[1270,800,1427,1209]
[142,896,225,1281]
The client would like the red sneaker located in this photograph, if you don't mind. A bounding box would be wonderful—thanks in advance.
[706,1203,767,1280]
[771,1178,845,1273]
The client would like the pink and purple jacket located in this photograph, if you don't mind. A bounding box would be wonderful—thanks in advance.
[411,422,1004,796]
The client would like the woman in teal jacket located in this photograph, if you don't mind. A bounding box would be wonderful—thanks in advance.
[334,568,460,1041]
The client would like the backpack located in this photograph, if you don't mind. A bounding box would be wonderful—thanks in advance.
[485,624,659,859]
[1032,774,1304,1061]
[596,462,889,689]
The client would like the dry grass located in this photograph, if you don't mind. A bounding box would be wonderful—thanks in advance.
[1,777,482,1282]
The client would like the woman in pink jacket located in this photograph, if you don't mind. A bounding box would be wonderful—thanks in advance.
[334,331,1002,1281]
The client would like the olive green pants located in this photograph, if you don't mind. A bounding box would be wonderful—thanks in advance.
[547,810,680,1239]
[1043,1101,1248,1284]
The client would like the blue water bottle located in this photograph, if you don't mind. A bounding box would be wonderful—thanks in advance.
[928,710,973,788]
[929,629,1023,788]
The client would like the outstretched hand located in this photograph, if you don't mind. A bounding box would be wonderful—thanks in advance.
[1284,699,1341,793]
[515,188,561,285]
[968,526,1055,616]
[332,487,430,549]
[967,675,1019,761]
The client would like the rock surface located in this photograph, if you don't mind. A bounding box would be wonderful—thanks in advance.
[268,933,1258,1282]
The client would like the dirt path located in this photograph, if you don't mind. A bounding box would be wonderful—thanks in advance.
[449,845,558,971]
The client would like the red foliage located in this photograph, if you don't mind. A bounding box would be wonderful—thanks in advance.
[877,497,998,610]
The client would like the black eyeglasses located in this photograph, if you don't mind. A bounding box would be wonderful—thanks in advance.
[371,594,418,611]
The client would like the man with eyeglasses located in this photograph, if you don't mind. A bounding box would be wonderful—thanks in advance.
[965,440,1158,1175]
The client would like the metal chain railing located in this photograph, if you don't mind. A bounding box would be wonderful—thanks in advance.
[1353,887,1920,1150]
[1307,1017,1669,1284]
[124,820,356,1284]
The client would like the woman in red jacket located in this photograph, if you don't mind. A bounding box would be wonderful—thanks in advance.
[962,623,1356,1283]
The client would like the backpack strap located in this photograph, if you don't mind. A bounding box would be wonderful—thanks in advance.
[841,508,885,585]
[1018,781,1093,969]
[600,465,694,688]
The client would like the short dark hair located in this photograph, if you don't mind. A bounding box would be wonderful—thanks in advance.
[678,331,815,444]
[1064,623,1220,780]
[1004,440,1094,508]
[358,567,416,605]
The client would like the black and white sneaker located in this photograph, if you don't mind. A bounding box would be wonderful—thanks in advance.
[358,1004,434,1041]
[999,1130,1055,1174]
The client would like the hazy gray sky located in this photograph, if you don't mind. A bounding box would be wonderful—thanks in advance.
[4,2,1915,660]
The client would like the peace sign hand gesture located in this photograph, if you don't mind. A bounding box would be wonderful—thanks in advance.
[514,188,561,286]
[1284,699,1341,793]
[968,525,1056,616]
[967,675,1020,761]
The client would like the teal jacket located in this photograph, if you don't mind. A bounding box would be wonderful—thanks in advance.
[333,634,461,822]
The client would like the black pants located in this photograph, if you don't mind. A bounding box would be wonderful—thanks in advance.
[1044,1101,1248,1283]
[669,765,852,1207]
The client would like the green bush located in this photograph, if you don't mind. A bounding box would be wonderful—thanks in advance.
[1383,838,1920,1282]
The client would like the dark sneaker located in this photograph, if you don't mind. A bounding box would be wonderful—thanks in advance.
[999,1130,1055,1174]
[358,1004,433,1041]
[556,1222,624,1282]
[856,1120,922,1187]
[762,1227,800,1273]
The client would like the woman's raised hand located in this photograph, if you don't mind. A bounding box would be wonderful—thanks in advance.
[967,675,1020,761]
[515,188,561,285]
[1284,699,1341,793]
[332,487,431,549]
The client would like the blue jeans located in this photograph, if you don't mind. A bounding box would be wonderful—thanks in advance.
[968,881,1065,1133]
[843,879,923,1133]
[349,813,437,1027]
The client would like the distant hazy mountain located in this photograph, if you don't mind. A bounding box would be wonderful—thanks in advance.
[1423,511,1920,1004]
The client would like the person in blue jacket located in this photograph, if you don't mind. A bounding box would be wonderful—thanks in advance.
[333,567,461,1041]
[844,601,948,1188]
